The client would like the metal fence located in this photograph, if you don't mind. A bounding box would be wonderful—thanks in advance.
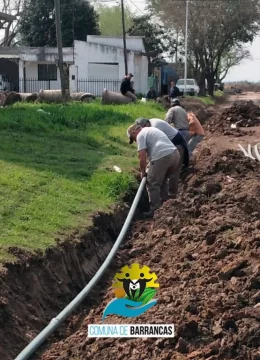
[19,78,53,93]
[77,79,121,96]
[19,78,122,96]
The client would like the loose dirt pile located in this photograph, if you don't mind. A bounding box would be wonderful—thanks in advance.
[156,95,206,112]
[37,149,260,360]
[156,95,211,124]
[207,101,260,136]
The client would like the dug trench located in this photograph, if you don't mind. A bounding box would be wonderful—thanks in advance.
[2,99,260,360]
[0,186,151,360]
[30,148,260,360]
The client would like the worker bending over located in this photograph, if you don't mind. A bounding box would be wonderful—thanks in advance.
[165,99,190,142]
[135,117,189,168]
[134,117,189,197]
[127,123,180,218]
[187,112,205,156]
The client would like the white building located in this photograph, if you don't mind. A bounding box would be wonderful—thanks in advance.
[0,36,148,95]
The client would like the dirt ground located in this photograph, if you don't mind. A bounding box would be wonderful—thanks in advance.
[30,93,260,360]
[3,93,260,360]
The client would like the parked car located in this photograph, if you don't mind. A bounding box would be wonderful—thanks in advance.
[176,78,199,96]
[0,74,11,91]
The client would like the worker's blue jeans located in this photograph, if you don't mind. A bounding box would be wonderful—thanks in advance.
[188,134,204,156]
[179,129,190,143]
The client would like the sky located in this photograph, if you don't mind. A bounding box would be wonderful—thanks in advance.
[96,0,260,83]
[224,36,260,82]
[1,0,260,82]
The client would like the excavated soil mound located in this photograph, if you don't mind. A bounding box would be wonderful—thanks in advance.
[38,150,260,360]
[156,96,206,112]
[207,101,260,135]
[156,96,211,124]
[181,97,206,113]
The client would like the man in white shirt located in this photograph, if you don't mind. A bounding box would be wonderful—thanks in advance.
[135,117,189,168]
[127,123,180,218]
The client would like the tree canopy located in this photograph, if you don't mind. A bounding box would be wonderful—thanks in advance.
[97,5,133,36]
[0,0,26,46]
[127,15,169,65]
[97,7,172,70]
[148,0,260,95]
[19,0,100,47]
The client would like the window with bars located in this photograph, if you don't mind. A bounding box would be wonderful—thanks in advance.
[38,64,57,81]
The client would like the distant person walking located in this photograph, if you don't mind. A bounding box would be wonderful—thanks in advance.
[165,99,190,142]
[120,73,137,102]
[169,81,180,100]
[127,123,180,218]
[187,112,205,156]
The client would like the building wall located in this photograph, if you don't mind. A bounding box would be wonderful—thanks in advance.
[133,53,148,94]
[22,61,61,92]
[87,36,145,52]
[19,47,73,63]
[15,38,148,95]
[74,41,148,94]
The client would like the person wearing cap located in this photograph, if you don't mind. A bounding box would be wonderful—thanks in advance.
[135,117,189,170]
[187,112,205,156]
[165,99,190,142]
[127,123,180,218]
[120,73,137,102]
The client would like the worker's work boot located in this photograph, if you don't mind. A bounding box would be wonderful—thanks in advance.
[168,192,177,199]
[142,210,154,218]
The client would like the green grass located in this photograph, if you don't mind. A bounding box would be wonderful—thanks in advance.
[194,90,225,105]
[195,96,215,105]
[214,90,224,98]
[0,100,165,261]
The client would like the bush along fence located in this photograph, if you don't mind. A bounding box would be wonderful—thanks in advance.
[19,78,122,96]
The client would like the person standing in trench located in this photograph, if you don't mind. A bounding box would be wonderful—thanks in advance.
[127,123,180,218]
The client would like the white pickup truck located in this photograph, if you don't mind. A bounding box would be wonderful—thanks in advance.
[176,78,199,96]
[0,74,11,91]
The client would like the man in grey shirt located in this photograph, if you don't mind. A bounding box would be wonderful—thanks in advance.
[134,117,189,192]
[135,117,189,166]
[127,123,180,218]
[165,98,190,142]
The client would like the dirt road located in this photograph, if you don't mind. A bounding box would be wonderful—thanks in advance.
[226,92,260,106]
[28,94,260,360]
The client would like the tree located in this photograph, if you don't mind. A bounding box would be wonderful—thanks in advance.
[217,46,251,83]
[0,0,26,46]
[19,0,100,47]
[97,5,133,36]
[148,0,260,96]
[128,15,177,72]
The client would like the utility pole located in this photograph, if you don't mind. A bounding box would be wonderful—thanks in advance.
[184,0,189,95]
[54,0,67,100]
[121,0,128,75]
